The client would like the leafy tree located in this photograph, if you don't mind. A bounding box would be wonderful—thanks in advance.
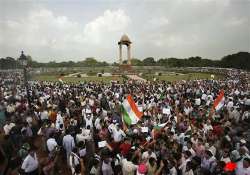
[122,60,128,64]
[84,57,98,66]
[0,52,249,70]
[220,52,250,70]
[157,58,168,66]
[143,57,155,66]
[131,58,143,66]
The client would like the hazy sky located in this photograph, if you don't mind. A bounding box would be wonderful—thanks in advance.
[0,0,249,62]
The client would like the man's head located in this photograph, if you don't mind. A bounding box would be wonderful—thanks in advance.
[243,158,250,169]
[205,150,213,159]
[148,148,152,155]
[184,150,192,159]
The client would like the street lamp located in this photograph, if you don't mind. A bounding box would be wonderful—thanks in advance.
[19,51,31,108]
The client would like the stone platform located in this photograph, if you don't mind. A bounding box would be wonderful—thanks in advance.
[112,64,136,75]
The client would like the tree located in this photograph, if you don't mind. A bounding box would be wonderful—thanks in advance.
[220,52,250,70]
[112,62,119,66]
[122,60,128,64]
[0,57,17,69]
[131,58,143,66]
[84,57,98,66]
[143,57,155,66]
[167,58,180,67]
[157,58,168,66]
[187,56,202,67]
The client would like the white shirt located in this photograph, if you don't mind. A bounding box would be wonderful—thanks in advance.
[6,105,15,113]
[63,134,75,152]
[242,111,250,121]
[76,133,85,144]
[221,157,231,163]
[21,153,39,173]
[121,158,138,175]
[69,152,80,174]
[82,128,92,141]
[46,138,58,152]
[203,124,213,134]
[3,123,15,135]
[40,110,49,120]
[227,101,234,109]
[184,169,194,175]
[108,123,116,133]
[201,94,207,101]
[170,167,178,175]
[232,109,241,123]
[113,128,126,142]
[179,157,191,175]
[195,98,201,106]
[94,118,102,130]
[79,148,86,157]
[236,161,250,175]
[56,113,64,130]
[90,166,98,175]
[84,115,93,128]
[141,151,157,161]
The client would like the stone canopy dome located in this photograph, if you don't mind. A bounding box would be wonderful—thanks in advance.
[118,34,132,45]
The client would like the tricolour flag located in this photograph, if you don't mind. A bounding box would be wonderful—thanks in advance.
[151,123,167,139]
[213,90,225,111]
[58,76,64,83]
[122,95,143,125]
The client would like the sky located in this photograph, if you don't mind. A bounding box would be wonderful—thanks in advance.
[0,0,249,63]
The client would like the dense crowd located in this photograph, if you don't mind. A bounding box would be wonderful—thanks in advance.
[0,70,250,175]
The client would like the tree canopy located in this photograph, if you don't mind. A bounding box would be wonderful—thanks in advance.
[0,52,249,70]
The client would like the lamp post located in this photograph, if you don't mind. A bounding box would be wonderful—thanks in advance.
[19,51,31,108]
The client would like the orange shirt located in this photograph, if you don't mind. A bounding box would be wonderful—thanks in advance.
[49,111,57,123]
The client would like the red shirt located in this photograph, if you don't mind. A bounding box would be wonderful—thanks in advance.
[213,125,223,136]
[119,143,131,156]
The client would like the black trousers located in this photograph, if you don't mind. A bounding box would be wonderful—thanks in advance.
[25,169,39,175]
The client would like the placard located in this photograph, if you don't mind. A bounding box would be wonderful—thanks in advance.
[86,109,92,114]
[163,108,171,115]
[146,136,151,141]
[138,106,143,112]
[98,141,107,148]
[141,127,148,133]
[195,98,201,106]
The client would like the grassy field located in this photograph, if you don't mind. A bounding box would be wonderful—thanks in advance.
[32,72,224,83]
[143,72,224,82]
[32,75,123,83]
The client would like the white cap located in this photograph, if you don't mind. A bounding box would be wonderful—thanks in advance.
[208,146,216,156]
[240,139,246,144]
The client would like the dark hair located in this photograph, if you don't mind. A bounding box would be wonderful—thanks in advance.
[244,158,250,163]
[149,157,156,166]
[75,163,81,173]
[185,150,192,158]
[72,147,78,153]
[205,150,213,157]
[186,161,194,171]
[65,129,69,135]
[126,152,132,161]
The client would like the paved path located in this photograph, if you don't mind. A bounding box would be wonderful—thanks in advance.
[127,75,147,82]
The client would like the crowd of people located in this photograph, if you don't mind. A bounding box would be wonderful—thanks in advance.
[0,69,250,175]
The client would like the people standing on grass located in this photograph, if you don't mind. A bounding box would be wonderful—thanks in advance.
[0,69,249,175]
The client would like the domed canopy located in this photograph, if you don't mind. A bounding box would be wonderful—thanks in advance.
[118,34,131,45]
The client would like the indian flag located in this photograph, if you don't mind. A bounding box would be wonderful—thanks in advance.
[58,76,64,83]
[122,95,143,125]
[213,90,225,111]
[151,123,167,139]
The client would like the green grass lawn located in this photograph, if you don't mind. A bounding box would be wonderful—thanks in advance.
[143,73,224,82]
[32,72,224,83]
[32,75,122,83]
